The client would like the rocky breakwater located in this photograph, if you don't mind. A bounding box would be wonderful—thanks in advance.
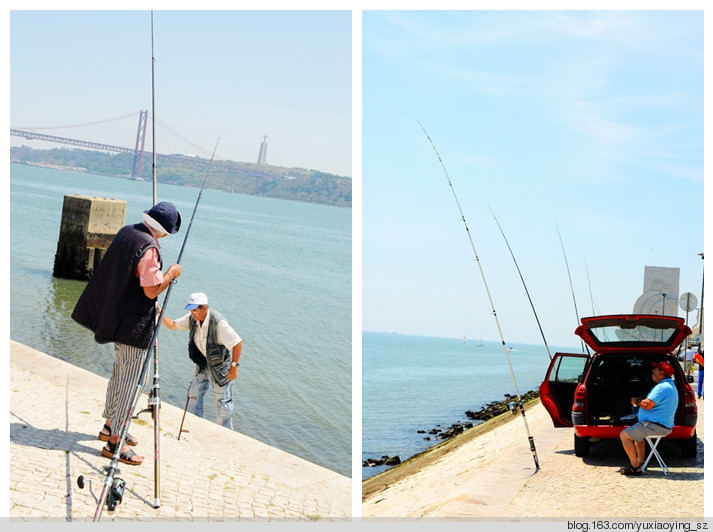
[363,390,540,469]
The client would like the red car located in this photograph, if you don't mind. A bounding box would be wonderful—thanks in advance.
[539,314,698,458]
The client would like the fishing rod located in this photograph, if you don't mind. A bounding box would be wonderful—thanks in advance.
[151,10,158,207]
[418,121,540,471]
[556,224,590,355]
[92,138,221,521]
[149,11,160,508]
[490,208,552,361]
[585,258,598,316]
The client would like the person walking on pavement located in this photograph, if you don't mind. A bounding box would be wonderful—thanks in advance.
[684,345,695,377]
[161,292,242,429]
[72,201,183,465]
[694,346,704,399]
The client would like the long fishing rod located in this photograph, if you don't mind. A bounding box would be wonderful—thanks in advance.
[149,11,160,509]
[556,224,589,355]
[175,138,219,263]
[418,121,539,471]
[95,11,163,519]
[585,258,598,316]
[151,10,158,206]
[93,140,221,521]
[490,208,552,361]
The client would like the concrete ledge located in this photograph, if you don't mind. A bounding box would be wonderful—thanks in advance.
[9,340,351,521]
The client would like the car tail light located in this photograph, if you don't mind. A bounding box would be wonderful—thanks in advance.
[573,384,586,412]
[683,386,697,415]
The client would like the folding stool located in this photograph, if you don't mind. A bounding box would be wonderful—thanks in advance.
[641,436,669,475]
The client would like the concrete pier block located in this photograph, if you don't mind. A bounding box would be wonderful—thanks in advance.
[53,194,126,280]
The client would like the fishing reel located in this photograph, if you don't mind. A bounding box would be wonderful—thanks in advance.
[133,389,160,419]
[106,477,126,513]
[77,470,125,513]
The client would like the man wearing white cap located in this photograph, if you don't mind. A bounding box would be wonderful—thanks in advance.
[72,201,183,465]
[162,292,243,429]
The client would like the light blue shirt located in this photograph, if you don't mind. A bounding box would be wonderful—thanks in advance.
[638,378,678,429]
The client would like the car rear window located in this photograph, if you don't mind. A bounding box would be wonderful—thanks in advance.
[586,322,680,346]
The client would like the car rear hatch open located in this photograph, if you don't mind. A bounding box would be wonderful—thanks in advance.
[575,314,691,354]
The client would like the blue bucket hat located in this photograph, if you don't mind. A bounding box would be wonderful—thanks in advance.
[143,201,181,235]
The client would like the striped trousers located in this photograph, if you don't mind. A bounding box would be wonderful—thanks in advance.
[102,343,150,437]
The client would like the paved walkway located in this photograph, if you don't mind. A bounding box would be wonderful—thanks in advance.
[363,382,705,520]
[366,400,705,519]
[9,340,351,522]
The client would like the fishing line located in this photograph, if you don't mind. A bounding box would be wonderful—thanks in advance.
[418,121,540,471]
[93,138,219,521]
[490,208,552,361]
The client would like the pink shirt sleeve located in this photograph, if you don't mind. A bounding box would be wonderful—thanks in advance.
[136,247,164,287]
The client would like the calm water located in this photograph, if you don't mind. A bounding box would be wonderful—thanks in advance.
[362,331,577,480]
[10,164,351,477]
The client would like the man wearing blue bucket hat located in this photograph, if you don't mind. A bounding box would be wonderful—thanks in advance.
[161,292,243,429]
[72,201,183,466]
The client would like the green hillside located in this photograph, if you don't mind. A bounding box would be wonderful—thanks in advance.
[11,145,352,208]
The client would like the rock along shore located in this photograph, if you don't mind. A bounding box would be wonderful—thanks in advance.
[363,390,540,469]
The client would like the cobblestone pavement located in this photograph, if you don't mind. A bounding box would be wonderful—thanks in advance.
[9,340,352,522]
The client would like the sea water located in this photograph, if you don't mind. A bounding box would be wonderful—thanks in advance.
[9,164,351,477]
[362,331,577,480]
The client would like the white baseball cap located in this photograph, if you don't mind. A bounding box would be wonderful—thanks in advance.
[184,292,208,310]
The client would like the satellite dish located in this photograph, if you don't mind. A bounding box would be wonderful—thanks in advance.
[679,292,698,312]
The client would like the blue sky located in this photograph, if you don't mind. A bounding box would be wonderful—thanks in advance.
[362,10,704,348]
[6,8,706,347]
[9,10,352,177]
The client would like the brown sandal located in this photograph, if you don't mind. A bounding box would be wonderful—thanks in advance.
[101,441,143,466]
[98,424,138,446]
[618,464,642,476]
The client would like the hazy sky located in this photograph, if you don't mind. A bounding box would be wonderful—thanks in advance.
[5,6,708,345]
[9,10,352,177]
[363,10,704,348]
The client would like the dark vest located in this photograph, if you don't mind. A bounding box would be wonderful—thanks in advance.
[188,310,232,387]
[71,223,160,349]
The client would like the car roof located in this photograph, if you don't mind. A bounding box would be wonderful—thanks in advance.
[574,314,691,354]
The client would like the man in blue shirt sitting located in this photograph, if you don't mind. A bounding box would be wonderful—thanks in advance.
[618,361,678,475]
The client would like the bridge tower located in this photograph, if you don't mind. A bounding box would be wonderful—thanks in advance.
[131,110,149,178]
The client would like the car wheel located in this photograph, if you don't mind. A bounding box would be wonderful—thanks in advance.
[574,434,590,457]
[681,431,697,458]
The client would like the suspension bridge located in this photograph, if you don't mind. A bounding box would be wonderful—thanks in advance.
[10,111,230,179]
